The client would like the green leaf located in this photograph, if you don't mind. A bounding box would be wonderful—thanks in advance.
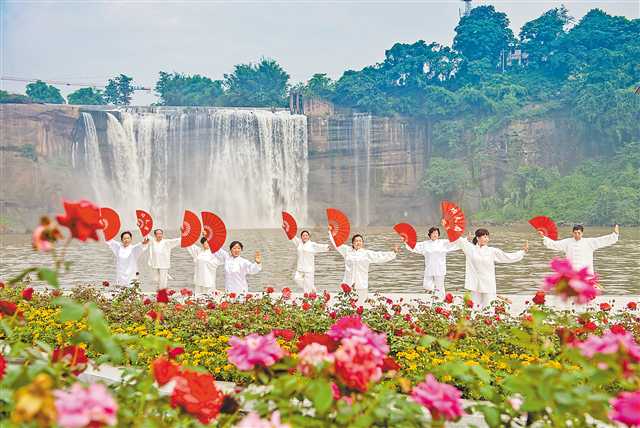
[8,267,38,285]
[306,379,333,415]
[478,405,501,428]
[59,300,84,322]
[37,268,59,287]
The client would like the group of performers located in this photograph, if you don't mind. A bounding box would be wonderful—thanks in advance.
[105,210,620,309]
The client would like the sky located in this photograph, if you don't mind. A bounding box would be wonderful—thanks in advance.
[1,0,638,105]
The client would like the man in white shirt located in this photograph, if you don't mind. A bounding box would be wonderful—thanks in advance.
[147,228,181,290]
[540,224,619,275]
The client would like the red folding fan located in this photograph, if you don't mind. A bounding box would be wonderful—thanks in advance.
[441,200,466,242]
[99,207,121,241]
[327,208,350,247]
[135,209,153,237]
[181,210,202,248]
[393,223,417,249]
[528,216,558,240]
[282,211,298,240]
[201,211,227,253]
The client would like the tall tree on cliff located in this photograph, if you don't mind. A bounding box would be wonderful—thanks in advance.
[223,59,289,107]
[519,6,572,70]
[453,6,516,81]
[303,73,335,99]
[67,87,106,105]
[155,72,224,106]
[104,74,134,105]
[25,80,65,104]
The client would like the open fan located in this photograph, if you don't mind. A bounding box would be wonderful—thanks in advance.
[282,211,298,240]
[326,208,350,247]
[99,207,121,241]
[135,210,153,237]
[528,216,558,240]
[181,210,202,248]
[201,211,227,253]
[441,200,466,242]
[393,223,417,249]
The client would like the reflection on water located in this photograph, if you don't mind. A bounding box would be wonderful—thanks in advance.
[1,226,638,295]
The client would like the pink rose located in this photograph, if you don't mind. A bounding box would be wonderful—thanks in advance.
[411,374,465,422]
[54,383,117,428]
[609,391,640,427]
[227,333,284,371]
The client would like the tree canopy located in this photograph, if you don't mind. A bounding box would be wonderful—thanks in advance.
[155,72,224,106]
[67,87,106,105]
[25,81,65,104]
[223,59,290,107]
[104,74,134,105]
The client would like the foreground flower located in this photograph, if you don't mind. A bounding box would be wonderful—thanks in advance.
[235,411,290,428]
[52,345,88,375]
[171,370,224,424]
[334,336,383,392]
[411,374,465,422]
[542,258,599,304]
[0,300,17,316]
[11,373,57,426]
[152,358,181,386]
[227,333,284,371]
[609,391,640,427]
[577,329,640,361]
[297,332,338,352]
[56,200,102,241]
[532,291,545,305]
[272,329,295,341]
[0,354,6,381]
[22,287,34,301]
[156,288,169,303]
[328,316,389,359]
[297,343,334,376]
[32,216,63,252]
[54,382,118,428]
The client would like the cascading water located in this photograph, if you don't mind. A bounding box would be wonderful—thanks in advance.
[352,113,372,226]
[73,107,308,229]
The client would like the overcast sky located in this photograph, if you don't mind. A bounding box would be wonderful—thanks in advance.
[2,0,638,105]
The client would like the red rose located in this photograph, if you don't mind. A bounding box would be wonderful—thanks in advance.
[273,329,295,341]
[167,289,176,296]
[302,302,311,311]
[356,306,364,315]
[281,288,292,299]
[168,347,185,359]
[274,306,282,315]
[180,288,193,297]
[22,287,34,301]
[52,345,88,375]
[403,314,411,322]
[584,321,597,331]
[265,287,275,294]
[627,301,637,310]
[152,357,181,386]
[340,283,352,294]
[555,327,577,345]
[234,321,243,329]
[147,310,162,321]
[206,302,216,310]
[599,302,611,312]
[532,291,545,305]
[394,329,404,337]
[174,304,185,312]
[297,332,338,352]
[323,291,331,302]
[143,298,152,305]
[229,293,237,299]
[102,281,110,287]
[51,289,62,297]
[308,292,317,300]
[484,318,492,326]
[329,311,337,319]
[171,370,224,424]
[444,293,454,304]
[196,309,207,320]
[383,313,391,320]
[382,356,400,372]
[465,299,474,308]
[0,354,5,381]
[610,324,626,335]
[156,289,170,303]
[55,199,102,241]
[220,301,229,311]
[441,309,451,318]
[0,301,17,316]
[0,282,4,288]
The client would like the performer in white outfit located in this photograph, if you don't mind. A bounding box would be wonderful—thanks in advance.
[218,241,262,294]
[106,231,149,286]
[329,228,399,304]
[289,230,329,293]
[147,228,181,290]
[406,226,459,299]
[540,224,619,275]
[187,237,225,296]
[456,228,528,309]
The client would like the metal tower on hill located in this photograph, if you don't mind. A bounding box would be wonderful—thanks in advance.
[460,0,473,17]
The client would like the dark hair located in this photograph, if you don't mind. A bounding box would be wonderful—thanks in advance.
[120,231,132,240]
[428,227,440,238]
[572,224,584,232]
[351,234,364,248]
[300,230,310,237]
[229,241,243,250]
[200,236,208,245]
[472,228,490,245]
[153,228,163,235]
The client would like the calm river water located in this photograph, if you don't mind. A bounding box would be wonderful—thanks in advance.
[1,225,638,295]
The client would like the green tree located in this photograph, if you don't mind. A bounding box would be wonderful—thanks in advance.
[418,157,469,200]
[67,87,106,105]
[223,59,290,107]
[303,73,335,99]
[155,72,224,106]
[0,90,33,104]
[104,74,134,105]
[519,7,571,69]
[25,80,64,104]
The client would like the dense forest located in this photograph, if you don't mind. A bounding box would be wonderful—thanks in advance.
[1,6,638,224]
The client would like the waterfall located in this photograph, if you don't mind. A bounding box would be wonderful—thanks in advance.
[73,113,109,203]
[352,113,372,226]
[73,107,308,229]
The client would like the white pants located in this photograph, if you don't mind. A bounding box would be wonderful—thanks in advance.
[151,268,169,290]
[293,271,315,293]
[423,275,445,299]
[471,291,496,310]
[356,288,368,306]
[195,285,215,296]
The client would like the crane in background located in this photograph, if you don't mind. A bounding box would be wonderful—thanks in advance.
[0,75,151,91]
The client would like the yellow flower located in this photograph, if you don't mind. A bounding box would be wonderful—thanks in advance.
[11,374,57,427]
[442,375,453,382]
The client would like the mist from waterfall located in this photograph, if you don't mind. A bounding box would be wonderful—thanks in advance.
[74,108,308,230]
[352,113,372,227]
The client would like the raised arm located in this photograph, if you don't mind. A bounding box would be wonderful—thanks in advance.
[213,248,230,263]
[106,240,121,255]
[588,230,619,250]
[493,248,525,264]
[132,239,149,258]
[542,236,567,252]
[455,237,474,255]
[186,245,201,260]
[310,242,330,253]
[290,236,301,246]
[328,231,348,258]
[405,241,422,255]
[366,249,397,264]
[166,237,182,249]
[441,239,461,253]
[244,255,262,276]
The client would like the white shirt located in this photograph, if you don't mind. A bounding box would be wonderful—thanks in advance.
[543,233,618,274]
[147,238,181,269]
[291,236,329,273]
[457,238,525,294]
[219,250,262,293]
[329,232,396,290]
[407,239,459,277]
[187,245,224,289]
[107,241,148,286]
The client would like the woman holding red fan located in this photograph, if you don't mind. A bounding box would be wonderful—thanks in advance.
[289,230,329,293]
[106,231,149,286]
[329,227,399,304]
[456,228,528,309]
